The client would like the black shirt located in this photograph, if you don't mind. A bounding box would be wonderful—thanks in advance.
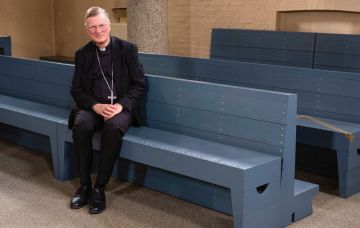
[92,43,119,104]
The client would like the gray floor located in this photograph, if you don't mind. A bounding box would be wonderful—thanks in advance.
[0,139,359,228]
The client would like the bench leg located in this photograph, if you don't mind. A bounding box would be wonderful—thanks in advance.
[336,149,349,198]
[57,139,75,181]
[230,187,246,228]
[334,135,355,198]
[231,185,280,228]
[49,135,60,180]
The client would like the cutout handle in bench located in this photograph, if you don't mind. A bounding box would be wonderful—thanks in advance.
[357,149,360,155]
[256,183,269,194]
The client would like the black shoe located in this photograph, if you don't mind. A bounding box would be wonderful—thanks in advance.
[89,187,106,214]
[70,185,92,209]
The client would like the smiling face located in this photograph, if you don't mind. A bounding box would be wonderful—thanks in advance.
[85,14,111,48]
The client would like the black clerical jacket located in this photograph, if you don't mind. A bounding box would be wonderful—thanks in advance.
[70,36,145,126]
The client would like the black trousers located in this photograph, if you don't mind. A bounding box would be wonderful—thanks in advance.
[72,109,132,186]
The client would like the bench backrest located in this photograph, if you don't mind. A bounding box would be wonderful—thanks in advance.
[140,53,360,124]
[314,33,360,73]
[0,56,296,160]
[210,28,315,68]
[0,55,74,109]
[0,36,12,56]
[143,54,299,224]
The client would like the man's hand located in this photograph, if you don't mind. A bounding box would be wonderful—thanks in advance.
[103,103,123,121]
[92,103,123,121]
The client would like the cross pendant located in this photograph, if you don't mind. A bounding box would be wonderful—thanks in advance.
[108,91,117,105]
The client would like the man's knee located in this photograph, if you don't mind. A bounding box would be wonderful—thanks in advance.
[103,113,131,135]
[73,110,97,134]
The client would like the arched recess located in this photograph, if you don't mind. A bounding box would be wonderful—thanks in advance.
[277,10,360,34]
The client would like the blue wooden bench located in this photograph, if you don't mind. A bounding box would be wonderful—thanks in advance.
[0,56,72,177]
[210,28,315,68]
[210,28,360,74]
[210,29,360,196]
[139,52,359,200]
[0,36,11,56]
[0,55,300,227]
[314,33,360,73]
[139,54,320,227]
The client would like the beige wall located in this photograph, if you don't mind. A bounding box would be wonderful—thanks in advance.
[168,0,281,58]
[0,0,55,59]
[53,0,117,58]
[3,0,360,59]
[167,0,360,58]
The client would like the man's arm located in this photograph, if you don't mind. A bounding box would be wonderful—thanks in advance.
[70,50,98,109]
[117,44,145,112]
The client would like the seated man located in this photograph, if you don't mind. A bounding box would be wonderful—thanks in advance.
[68,6,145,214]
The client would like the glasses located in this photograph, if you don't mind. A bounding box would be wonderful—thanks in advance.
[86,24,109,33]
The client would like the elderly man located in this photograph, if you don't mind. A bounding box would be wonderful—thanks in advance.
[68,6,145,214]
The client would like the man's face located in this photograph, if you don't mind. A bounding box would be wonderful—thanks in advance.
[85,14,111,46]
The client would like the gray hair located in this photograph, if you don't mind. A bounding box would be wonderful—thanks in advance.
[84,6,110,26]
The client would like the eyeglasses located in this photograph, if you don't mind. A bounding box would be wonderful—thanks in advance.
[86,24,109,33]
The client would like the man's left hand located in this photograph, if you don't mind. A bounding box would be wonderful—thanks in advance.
[103,103,123,121]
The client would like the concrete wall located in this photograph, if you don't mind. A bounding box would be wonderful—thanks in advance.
[0,0,55,59]
[128,0,168,54]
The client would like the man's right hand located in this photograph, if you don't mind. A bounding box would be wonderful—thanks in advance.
[92,103,106,116]
[92,103,123,120]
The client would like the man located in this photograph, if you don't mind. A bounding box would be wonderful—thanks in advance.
[69,6,145,214]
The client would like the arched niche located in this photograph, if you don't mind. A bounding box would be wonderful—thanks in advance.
[277,10,360,34]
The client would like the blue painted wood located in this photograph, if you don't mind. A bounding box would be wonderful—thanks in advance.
[207,30,360,198]
[211,29,315,50]
[0,56,74,109]
[0,94,63,179]
[146,119,284,156]
[313,65,360,73]
[316,33,360,55]
[114,158,233,214]
[0,56,302,227]
[211,46,313,67]
[314,33,360,72]
[0,36,11,56]
[293,180,319,221]
[138,52,360,219]
[210,29,315,68]
[0,123,51,154]
[314,52,360,70]
[140,53,360,124]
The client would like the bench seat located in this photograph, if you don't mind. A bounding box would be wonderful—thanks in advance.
[297,117,360,197]
[57,121,285,227]
[0,94,68,178]
[57,125,282,227]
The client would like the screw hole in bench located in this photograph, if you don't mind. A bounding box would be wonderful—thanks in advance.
[256,183,269,194]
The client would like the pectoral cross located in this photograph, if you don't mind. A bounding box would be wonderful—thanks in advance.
[108,91,117,105]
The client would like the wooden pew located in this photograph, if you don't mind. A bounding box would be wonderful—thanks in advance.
[314,33,360,73]
[139,53,359,200]
[210,29,360,198]
[0,55,300,228]
[140,54,318,226]
[210,28,315,68]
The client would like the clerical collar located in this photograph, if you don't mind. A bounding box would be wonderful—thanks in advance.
[96,42,111,52]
